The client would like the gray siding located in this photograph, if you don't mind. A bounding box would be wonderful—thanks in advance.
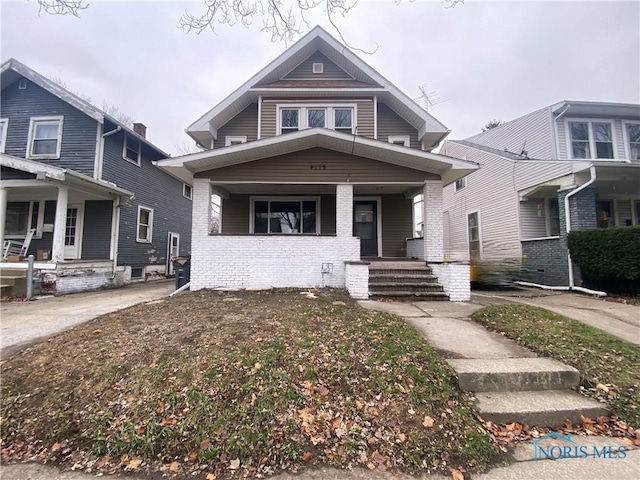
[1,79,98,175]
[380,194,413,257]
[376,103,420,149]
[466,107,555,160]
[283,52,352,80]
[1,166,36,180]
[260,98,375,139]
[214,103,258,149]
[521,238,568,286]
[81,200,113,259]
[28,200,55,256]
[196,147,438,183]
[101,126,192,269]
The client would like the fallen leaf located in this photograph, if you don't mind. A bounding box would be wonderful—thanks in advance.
[126,457,143,471]
[119,352,127,357]
[396,433,406,443]
[596,383,610,393]
[187,451,197,462]
[355,400,364,409]
[200,439,211,450]
[302,380,313,389]
[51,442,61,452]
[169,461,180,472]
[206,474,217,480]
[451,469,464,480]
[581,415,596,425]
[302,451,314,462]
[423,416,435,428]
[254,362,262,370]
[93,329,102,334]
[229,458,240,470]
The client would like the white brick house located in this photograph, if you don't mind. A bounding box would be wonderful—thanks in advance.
[158,26,477,300]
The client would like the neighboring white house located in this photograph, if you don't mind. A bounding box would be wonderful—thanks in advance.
[441,100,640,287]
[157,26,478,300]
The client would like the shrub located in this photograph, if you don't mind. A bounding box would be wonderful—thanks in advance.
[568,226,640,293]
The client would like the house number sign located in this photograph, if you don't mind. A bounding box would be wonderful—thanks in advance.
[310,164,327,170]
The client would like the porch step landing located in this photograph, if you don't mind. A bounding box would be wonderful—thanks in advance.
[0,269,27,298]
[368,263,448,300]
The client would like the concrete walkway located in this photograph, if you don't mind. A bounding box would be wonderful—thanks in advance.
[473,289,640,346]
[0,279,174,358]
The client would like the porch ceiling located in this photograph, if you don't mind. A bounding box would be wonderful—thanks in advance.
[212,183,422,195]
[157,128,478,187]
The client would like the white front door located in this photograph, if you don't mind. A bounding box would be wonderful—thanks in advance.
[167,232,180,275]
[64,203,84,260]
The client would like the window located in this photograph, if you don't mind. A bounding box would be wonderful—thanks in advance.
[123,135,141,165]
[467,211,481,261]
[455,177,467,191]
[624,122,640,160]
[183,184,192,200]
[5,201,42,238]
[547,198,560,236]
[28,116,63,158]
[137,206,153,242]
[281,109,299,134]
[18,79,27,89]
[278,105,355,135]
[312,62,323,74]
[252,198,318,234]
[596,200,613,228]
[225,136,247,147]
[567,120,615,159]
[388,135,410,147]
[0,119,7,153]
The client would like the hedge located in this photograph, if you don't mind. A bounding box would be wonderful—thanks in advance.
[567,226,640,293]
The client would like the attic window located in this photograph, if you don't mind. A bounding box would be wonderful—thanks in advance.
[312,63,323,74]
[18,79,27,89]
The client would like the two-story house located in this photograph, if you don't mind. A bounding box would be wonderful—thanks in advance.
[441,101,640,288]
[158,26,478,301]
[1,58,192,295]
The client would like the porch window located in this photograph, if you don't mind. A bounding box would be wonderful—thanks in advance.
[568,120,615,159]
[28,116,63,158]
[0,119,7,153]
[5,201,41,238]
[136,205,153,242]
[123,135,141,165]
[625,122,640,160]
[252,198,318,234]
[281,109,299,134]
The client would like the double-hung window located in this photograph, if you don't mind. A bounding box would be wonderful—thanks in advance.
[624,122,640,160]
[278,105,355,135]
[123,135,141,165]
[137,205,153,242]
[567,120,615,159]
[252,198,319,234]
[0,119,7,153]
[5,201,43,239]
[28,116,63,158]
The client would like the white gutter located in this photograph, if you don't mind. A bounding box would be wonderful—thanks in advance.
[111,197,122,279]
[170,281,190,297]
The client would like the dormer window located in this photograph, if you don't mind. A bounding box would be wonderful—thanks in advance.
[312,62,323,74]
[567,120,614,159]
[308,109,325,128]
[281,109,299,134]
[278,105,355,135]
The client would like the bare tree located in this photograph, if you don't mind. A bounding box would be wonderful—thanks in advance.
[36,0,463,49]
[48,75,93,103]
[482,119,504,132]
[102,103,135,128]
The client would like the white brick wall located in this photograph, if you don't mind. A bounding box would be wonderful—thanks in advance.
[423,181,444,263]
[431,262,471,302]
[406,238,425,260]
[190,180,361,290]
[345,262,369,299]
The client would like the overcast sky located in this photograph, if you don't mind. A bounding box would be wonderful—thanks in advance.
[1,0,638,155]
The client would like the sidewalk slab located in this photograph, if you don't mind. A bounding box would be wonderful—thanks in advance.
[413,301,482,318]
[358,300,430,317]
[403,316,535,359]
[448,358,580,392]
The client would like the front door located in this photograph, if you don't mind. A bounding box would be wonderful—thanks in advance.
[167,232,180,275]
[64,203,84,260]
[354,200,378,257]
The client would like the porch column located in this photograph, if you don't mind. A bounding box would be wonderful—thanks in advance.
[52,186,69,262]
[336,184,354,238]
[422,180,444,263]
[0,187,7,254]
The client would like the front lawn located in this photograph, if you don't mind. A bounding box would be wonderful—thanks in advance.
[472,304,640,428]
[1,289,495,478]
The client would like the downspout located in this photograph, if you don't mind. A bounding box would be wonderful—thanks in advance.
[564,165,606,296]
[111,196,122,279]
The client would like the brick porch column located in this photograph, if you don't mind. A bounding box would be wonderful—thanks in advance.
[336,184,353,238]
[51,186,69,262]
[422,180,444,263]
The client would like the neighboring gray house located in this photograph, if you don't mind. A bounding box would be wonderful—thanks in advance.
[441,100,640,288]
[0,58,192,294]
[158,26,478,301]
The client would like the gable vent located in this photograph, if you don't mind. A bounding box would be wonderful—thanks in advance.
[312,62,323,74]
[18,78,27,89]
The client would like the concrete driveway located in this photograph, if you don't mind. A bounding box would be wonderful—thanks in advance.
[473,289,640,346]
[0,280,175,358]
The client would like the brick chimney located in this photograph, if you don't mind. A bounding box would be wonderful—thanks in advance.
[133,122,147,138]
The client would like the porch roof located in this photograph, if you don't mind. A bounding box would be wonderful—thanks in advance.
[1,154,134,199]
[156,128,479,187]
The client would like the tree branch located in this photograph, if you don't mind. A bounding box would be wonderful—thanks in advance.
[37,0,88,16]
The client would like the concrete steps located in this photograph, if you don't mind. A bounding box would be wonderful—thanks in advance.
[0,269,27,298]
[447,357,609,427]
[368,264,449,300]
